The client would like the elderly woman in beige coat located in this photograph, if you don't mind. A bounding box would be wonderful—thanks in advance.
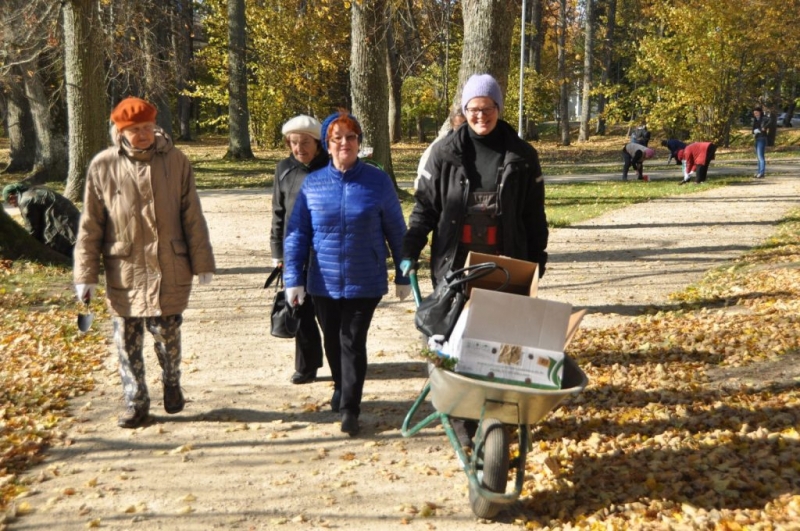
[73,97,215,428]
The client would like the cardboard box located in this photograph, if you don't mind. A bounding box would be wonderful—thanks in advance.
[448,288,585,389]
[464,252,539,297]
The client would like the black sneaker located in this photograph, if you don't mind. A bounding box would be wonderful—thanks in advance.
[678,180,688,186]
[290,371,317,384]
[330,388,342,413]
[341,411,359,436]
[117,406,148,429]
[163,382,185,414]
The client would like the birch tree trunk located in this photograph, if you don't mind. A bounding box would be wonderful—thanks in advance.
[557,0,571,146]
[62,0,108,203]
[578,0,594,142]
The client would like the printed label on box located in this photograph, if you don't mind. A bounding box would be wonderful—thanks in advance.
[455,338,565,389]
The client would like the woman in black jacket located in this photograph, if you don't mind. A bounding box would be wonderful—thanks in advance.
[401,74,548,286]
[400,74,549,450]
[270,115,329,385]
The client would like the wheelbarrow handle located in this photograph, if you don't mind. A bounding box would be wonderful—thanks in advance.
[408,270,422,308]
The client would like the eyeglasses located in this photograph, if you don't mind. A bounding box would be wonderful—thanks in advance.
[465,106,498,117]
[330,133,359,144]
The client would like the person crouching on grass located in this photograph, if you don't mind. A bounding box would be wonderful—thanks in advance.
[622,142,655,181]
[676,141,717,185]
[73,97,216,429]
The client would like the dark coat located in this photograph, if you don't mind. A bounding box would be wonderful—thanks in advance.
[17,186,81,257]
[402,120,548,284]
[270,149,328,261]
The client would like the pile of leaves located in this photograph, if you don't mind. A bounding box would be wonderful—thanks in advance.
[517,212,800,528]
[0,261,108,513]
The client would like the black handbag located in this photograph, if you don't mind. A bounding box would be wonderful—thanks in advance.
[415,262,509,339]
[264,265,300,339]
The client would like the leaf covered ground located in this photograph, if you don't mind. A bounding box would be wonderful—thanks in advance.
[521,212,800,529]
[0,262,108,520]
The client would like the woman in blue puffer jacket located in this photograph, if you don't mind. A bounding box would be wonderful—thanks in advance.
[283,111,411,437]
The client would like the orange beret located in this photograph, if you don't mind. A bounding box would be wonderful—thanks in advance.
[110,97,157,130]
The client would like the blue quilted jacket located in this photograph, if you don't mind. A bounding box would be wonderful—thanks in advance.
[283,159,410,299]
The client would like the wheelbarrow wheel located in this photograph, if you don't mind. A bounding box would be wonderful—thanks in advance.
[468,418,509,519]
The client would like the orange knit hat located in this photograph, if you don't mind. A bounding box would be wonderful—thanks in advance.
[110,97,157,130]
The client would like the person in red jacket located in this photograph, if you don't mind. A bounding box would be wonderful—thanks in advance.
[676,142,717,185]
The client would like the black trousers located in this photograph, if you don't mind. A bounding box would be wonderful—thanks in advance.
[312,295,381,417]
[622,149,643,180]
[294,296,323,374]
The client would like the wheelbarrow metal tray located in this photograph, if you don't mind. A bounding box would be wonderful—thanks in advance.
[428,355,587,425]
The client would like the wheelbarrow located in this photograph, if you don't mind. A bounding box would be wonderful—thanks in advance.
[401,270,588,518]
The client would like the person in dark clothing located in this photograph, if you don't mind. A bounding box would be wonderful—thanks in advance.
[661,139,687,166]
[399,74,549,450]
[752,106,768,179]
[401,73,548,287]
[2,183,80,257]
[270,115,329,385]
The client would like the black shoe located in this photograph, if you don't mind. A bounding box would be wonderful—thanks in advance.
[330,388,341,413]
[341,411,359,436]
[290,371,317,384]
[756,173,765,179]
[163,382,185,414]
[117,406,148,428]
[678,180,687,185]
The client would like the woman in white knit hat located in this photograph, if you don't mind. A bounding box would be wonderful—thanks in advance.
[270,115,329,385]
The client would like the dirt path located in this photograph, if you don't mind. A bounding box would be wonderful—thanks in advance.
[10,173,800,530]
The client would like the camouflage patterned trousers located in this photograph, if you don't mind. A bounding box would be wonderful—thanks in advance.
[112,314,183,411]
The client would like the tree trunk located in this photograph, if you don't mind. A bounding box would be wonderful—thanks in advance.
[350,0,394,182]
[526,0,543,141]
[3,75,36,174]
[23,66,68,183]
[595,0,616,136]
[557,0,570,146]
[175,0,195,141]
[454,0,515,110]
[578,0,594,142]
[61,0,108,203]
[386,5,403,144]
[0,207,70,265]
[225,0,254,160]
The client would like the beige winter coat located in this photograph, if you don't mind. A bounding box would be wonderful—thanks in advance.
[74,132,215,317]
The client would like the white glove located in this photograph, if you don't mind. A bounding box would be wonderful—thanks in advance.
[75,284,97,302]
[285,286,306,307]
[198,272,214,285]
[396,284,412,301]
[753,129,760,134]
[272,258,282,267]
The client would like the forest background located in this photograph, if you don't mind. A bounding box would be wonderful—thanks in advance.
[1,0,800,207]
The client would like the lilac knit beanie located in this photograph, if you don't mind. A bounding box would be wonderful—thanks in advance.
[461,74,504,115]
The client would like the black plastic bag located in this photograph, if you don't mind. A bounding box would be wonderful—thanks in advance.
[415,262,508,339]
